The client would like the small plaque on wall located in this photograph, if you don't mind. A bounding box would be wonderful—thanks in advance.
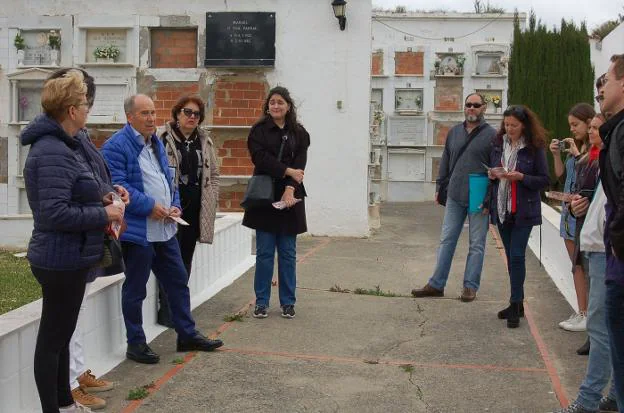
[205,12,275,67]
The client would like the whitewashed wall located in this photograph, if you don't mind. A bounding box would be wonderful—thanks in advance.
[590,22,624,111]
[0,1,373,237]
[0,213,254,413]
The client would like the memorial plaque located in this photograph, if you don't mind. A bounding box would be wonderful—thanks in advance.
[22,31,53,66]
[387,116,426,146]
[89,84,127,122]
[86,29,127,62]
[204,12,275,67]
[18,87,43,122]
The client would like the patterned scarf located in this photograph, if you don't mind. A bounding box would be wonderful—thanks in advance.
[497,135,525,223]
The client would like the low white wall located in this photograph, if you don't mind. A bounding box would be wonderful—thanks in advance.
[0,215,34,250]
[527,202,577,312]
[0,213,254,413]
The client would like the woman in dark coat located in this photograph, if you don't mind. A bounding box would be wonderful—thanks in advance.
[243,86,310,319]
[20,70,124,413]
[486,105,549,329]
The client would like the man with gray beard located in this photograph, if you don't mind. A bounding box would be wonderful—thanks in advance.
[412,93,496,302]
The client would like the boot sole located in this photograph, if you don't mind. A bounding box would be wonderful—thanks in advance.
[126,354,160,364]
[177,341,224,352]
[81,384,114,393]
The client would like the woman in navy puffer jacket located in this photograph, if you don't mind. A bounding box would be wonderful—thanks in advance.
[20,70,124,413]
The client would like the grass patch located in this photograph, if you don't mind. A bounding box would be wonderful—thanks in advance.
[223,313,244,322]
[353,285,398,297]
[0,250,40,315]
[328,284,350,293]
[171,357,184,365]
[126,387,149,400]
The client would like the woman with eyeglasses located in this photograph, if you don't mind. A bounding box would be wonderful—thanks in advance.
[549,103,595,333]
[158,95,219,327]
[486,105,549,329]
[20,70,125,413]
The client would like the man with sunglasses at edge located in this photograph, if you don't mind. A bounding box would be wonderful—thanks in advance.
[412,93,496,302]
[102,94,223,365]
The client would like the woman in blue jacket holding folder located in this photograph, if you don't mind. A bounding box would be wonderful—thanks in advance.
[486,105,549,329]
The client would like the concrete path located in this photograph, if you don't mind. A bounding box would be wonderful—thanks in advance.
[98,203,588,413]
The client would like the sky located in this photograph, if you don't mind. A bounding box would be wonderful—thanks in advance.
[372,0,623,31]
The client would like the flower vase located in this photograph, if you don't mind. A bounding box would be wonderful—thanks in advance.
[96,57,114,64]
[16,49,25,67]
[50,49,59,66]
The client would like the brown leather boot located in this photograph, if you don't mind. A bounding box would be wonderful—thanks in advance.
[460,287,477,302]
[411,283,444,298]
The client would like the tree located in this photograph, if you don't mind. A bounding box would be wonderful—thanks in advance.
[473,0,505,13]
[508,10,594,186]
[591,19,621,40]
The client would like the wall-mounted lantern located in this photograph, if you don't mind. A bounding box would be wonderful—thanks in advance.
[331,0,347,31]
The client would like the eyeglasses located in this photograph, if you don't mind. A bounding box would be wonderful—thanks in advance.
[181,108,201,118]
[595,95,605,103]
[75,102,90,112]
[465,103,483,109]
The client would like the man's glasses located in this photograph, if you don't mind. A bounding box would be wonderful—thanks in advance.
[465,103,483,109]
[595,95,605,103]
[181,108,201,118]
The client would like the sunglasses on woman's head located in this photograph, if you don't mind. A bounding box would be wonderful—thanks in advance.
[465,102,483,108]
[503,105,527,120]
[181,108,201,118]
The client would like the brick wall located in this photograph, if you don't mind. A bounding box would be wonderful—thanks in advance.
[153,82,200,126]
[371,51,383,76]
[212,80,266,126]
[433,121,456,146]
[87,128,115,149]
[434,78,463,111]
[151,28,197,69]
[218,184,247,211]
[395,51,424,75]
[217,138,254,176]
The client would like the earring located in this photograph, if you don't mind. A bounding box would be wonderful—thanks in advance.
[266,110,270,114]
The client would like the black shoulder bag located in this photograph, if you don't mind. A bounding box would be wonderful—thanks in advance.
[437,124,485,206]
[240,135,288,210]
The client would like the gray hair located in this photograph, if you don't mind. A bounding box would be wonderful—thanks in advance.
[124,95,136,114]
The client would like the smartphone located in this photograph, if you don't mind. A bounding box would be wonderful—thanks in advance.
[578,189,595,199]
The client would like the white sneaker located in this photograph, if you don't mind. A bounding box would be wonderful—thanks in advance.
[559,313,587,332]
[558,313,577,328]
[59,402,93,412]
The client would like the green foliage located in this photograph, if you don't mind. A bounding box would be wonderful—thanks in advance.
[223,313,244,322]
[171,357,185,365]
[93,45,120,60]
[126,387,149,400]
[0,251,40,315]
[353,285,398,297]
[48,30,61,50]
[473,0,505,13]
[508,10,594,183]
[591,20,620,41]
[14,33,25,50]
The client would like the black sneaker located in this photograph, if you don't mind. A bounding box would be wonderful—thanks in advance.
[253,305,268,318]
[551,401,596,413]
[598,396,618,412]
[281,305,295,319]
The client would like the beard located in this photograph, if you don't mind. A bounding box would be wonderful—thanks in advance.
[465,113,484,122]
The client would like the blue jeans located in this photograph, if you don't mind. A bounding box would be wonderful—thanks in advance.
[496,222,532,302]
[606,280,624,411]
[254,230,297,308]
[428,197,489,291]
[121,238,196,344]
[576,252,617,410]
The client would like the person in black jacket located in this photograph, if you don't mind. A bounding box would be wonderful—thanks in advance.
[243,86,310,319]
[20,70,124,413]
[486,105,549,329]
[599,53,624,408]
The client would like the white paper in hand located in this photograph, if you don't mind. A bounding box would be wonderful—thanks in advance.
[170,215,190,226]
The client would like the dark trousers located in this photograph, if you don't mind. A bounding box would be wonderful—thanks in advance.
[121,237,196,344]
[606,280,624,410]
[496,222,533,302]
[158,221,200,318]
[31,266,88,413]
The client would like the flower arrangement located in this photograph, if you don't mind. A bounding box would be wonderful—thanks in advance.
[491,95,502,108]
[414,95,422,109]
[373,109,384,125]
[19,95,29,110]
[456,55,466,69]
[93,45,120,61]
[14,32,26,50]
[498,56,509,70]
[48,30,61,50]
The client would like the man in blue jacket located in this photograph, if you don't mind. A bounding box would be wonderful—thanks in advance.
[102,94,223,364]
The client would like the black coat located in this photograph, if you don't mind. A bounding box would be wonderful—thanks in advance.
[487,142,550,227]
[242,118,310,235]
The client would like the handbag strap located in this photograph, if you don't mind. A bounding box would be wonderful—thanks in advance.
[277,134,288,163]
[447,124,486,179]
